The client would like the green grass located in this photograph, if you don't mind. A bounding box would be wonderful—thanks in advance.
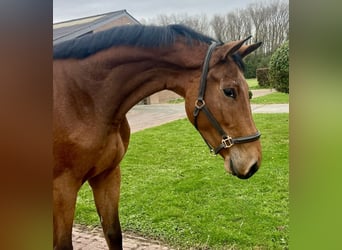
[75,114,289,249]
[166,92,289,105]
[246,78,261,90]
[167,98,185,104]
[162,79,281,105]
[250,92,289,104]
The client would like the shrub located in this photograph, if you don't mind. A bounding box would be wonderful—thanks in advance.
[269,41,289,93]
[256,68,270,87]
[244,53,271,79]
[244,56,258,78]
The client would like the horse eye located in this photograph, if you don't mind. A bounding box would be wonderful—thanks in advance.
[223,88,236,99]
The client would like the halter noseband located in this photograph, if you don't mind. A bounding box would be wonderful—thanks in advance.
[193,42,261,155]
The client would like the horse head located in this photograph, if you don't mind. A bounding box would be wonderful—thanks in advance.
[185,38,262,179]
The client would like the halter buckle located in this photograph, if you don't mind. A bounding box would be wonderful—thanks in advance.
[195,99,206,109]
[222,136,234,148]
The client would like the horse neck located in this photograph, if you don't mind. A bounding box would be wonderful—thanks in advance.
[77,42,208,124]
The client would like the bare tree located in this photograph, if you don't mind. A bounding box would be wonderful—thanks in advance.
[143,0,289,55]
[213,0,288,54]
[210,14,228,41]
[147,13,211,35]
[226,9,253,41]
[258,0,289,54]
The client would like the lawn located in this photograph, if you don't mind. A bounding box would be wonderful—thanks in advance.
[167,79,285,104]
[75,114,289,249]
[250,92,289,104]
[246,78,261,90]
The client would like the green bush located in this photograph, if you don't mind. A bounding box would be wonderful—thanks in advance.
[256,68,270,87]
[244,53,271,79]
[269,41,289,93]
[244,56,258,78]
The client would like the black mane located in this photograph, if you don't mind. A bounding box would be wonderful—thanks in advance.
[53,24,217,59]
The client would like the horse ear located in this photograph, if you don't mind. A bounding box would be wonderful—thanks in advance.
[220,36,253,60]
[236,42,263,58]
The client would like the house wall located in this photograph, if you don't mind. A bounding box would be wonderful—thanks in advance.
[149,90,182,104]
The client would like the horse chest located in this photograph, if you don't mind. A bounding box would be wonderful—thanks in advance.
[54,124,126,180]
[94,131,125,172]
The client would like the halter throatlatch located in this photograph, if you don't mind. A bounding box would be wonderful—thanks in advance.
[193,42,261,155]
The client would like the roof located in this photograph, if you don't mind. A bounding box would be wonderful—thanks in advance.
[53,9,140,45]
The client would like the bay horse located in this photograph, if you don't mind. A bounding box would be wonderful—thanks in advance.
[53,24,262,250]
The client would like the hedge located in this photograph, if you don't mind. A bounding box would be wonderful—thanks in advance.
[269,41,289,93]
[256,68,270,87]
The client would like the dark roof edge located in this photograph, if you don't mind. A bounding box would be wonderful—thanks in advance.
[53,10,141,45]
[53,9,139,25]
[122,9,141,24]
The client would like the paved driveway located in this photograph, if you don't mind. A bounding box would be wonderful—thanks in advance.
[127,102,288,133]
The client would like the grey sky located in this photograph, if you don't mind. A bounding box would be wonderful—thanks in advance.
[53,0,260,23]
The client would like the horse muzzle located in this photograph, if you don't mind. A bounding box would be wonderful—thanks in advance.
[224,156,260,179]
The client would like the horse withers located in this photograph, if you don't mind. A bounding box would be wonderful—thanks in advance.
[53,24,262,250]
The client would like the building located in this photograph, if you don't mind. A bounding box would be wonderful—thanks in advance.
[53,10,181,104]
[53,9,140,45]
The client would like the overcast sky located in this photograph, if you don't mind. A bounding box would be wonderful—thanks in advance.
[53,0,260,23]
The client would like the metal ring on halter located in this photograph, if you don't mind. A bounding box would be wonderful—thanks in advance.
[195,99,205,109]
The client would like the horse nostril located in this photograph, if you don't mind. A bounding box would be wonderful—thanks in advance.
[246,162,258,178]
[237,162,258,179]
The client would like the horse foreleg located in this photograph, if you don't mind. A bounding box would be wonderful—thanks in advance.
[89,166,122,250]
[53,173,80,250]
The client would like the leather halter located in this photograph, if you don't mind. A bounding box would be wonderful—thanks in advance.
[193,42,261,155]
